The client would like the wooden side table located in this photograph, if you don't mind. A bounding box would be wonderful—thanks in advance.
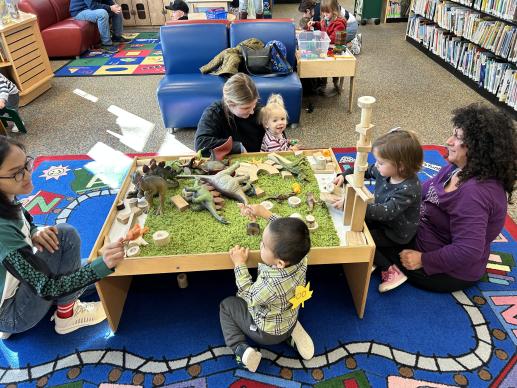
[0,13,53,107]
[296,50,357,113]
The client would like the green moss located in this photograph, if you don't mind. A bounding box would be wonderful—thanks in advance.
[139,155,340,256]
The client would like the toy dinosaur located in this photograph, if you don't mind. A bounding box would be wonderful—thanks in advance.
[130,170,167,215]
[179,162,251,204]
[266,191,297,202]
[268,153,309,182]
[182,149,229,175]
[143,159,181,187]
[182,181,229,224]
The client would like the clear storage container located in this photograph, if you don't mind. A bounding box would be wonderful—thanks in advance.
[297,31,331,59]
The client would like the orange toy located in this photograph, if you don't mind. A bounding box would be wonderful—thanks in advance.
[123,224,149,242]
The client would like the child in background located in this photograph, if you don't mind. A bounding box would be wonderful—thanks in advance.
[220,204,314,372]
[260,94,299,152]
[0,73,20,132]
[307,0,346,96]
[333,129,423,292]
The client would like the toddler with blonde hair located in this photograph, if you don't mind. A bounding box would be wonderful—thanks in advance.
[260,94,299,152]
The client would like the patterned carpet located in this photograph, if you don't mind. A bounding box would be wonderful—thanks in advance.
[2,148,516,387]
[54,32,164,77]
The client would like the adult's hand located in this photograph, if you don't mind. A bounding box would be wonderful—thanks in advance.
[102,238,125,269]
[399,249,423,270]
[331,197,344,209]
[229,245,249,267]
[32,226,59,253]
[110,4,122,13]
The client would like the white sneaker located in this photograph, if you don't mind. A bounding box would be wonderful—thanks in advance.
[242,347,262,372]
[11,123,18,132]
[289,321,314,360]
[51,301,107,334]
[0,332,11,340]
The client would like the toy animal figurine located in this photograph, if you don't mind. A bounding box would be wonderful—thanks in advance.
[306,191,319,212]
[182,181,229,224]
[179,162,252,204]
[268,153,309,182]
[266,191,296,202]
[183,149,229,175]
[143,159,181,187]
[131,170,167,215]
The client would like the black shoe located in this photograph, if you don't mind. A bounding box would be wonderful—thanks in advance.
[100,44,119,54]
[112,35,132,43]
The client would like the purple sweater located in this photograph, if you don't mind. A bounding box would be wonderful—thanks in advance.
[416,164,507,281]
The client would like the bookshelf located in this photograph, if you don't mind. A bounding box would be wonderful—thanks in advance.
[406,0,517,115]
[384,0,410,23]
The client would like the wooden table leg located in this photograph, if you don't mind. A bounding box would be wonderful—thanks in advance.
[96,275,133,332]
[342,261,371,318]
[348,76,355,113]
[0,121,6,136]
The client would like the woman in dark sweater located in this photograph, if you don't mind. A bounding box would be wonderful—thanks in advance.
[195,73,265,157]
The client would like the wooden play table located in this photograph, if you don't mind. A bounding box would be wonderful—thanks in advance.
[296,50,357,113]
[89,150,375,332]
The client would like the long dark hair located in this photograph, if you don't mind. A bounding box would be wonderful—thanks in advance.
[451,104,517,203]
[0,136,25,219]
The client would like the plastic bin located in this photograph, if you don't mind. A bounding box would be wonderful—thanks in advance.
[297,31,331,59]
[206,8,228,19]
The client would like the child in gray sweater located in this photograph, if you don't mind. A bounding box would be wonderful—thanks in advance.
[333,128,423,293]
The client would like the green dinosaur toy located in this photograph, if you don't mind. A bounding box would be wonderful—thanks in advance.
[182,181,229,224]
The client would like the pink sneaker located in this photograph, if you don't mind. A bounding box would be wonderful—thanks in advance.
[379,264,408,293]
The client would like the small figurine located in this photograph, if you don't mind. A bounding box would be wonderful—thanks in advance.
[130,171,168,215]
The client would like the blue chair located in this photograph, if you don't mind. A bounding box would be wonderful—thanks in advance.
[157,21,230,131]
[230,19,302,125]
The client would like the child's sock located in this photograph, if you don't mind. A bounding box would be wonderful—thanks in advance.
[56,301,75,319]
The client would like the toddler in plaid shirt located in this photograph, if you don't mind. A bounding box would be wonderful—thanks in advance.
[260,94,299,152]
[219,204,314,372]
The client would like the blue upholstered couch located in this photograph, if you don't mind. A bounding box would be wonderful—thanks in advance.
[156,19,302,131]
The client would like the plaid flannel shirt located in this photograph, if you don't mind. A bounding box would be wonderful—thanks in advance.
[234,256,308,336]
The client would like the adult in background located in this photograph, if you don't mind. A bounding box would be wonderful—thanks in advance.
[195,73,265,157]
[377,104,516,292]
[0,136,125,339]
[165,0,189,20]
[70,0,131,53]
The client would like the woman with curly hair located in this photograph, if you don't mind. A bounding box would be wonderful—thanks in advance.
[376,103,516,292]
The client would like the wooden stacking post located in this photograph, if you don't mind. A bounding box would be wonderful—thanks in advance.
[343,96,376,232]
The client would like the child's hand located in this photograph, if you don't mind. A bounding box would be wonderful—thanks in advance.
[238,203,272,220]
[229,245,249,266]
[307,20,315,28]
[0,99,5,109]
[331,197,344,210]
[333,175,344,186]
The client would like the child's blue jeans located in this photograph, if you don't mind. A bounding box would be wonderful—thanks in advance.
[0,224,85,334]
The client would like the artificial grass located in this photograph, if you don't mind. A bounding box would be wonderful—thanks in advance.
[138,155,340,257]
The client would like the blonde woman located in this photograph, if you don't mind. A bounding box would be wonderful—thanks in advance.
[195,73,264,157]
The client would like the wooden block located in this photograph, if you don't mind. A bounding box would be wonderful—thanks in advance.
[171,195,189,211]
[132,207,143,217]
[346,231,367,246]
[117,211,131,224]
[281,171,293,179]
[355,123,375,135]
[254,186,265,197]
[263,159,276,165]
[256,163,279,175]
[294,150,304,156]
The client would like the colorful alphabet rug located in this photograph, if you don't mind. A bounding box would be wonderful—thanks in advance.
[2,147,516,388]
[54,32,164,77]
